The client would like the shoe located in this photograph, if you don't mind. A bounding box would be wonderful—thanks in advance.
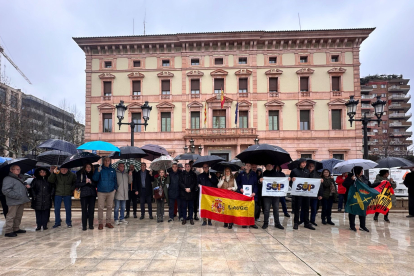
[208,220,212,226]
[360,226,370,232]
[98,224,104,230]
[242,226,247,228]
[120,219,128,224]
[374,216,378,221]
[262,223,268,229]
[202,221,207,226]
[304,224,315,230]
[275,224,284,230]
[52,224,61,228]
[194,216,199,221]
[35,227,41,231]
[327,221,335,226]
[250,225,258,229]
[140,216,144,220]
[168,218,173,222]
[67,225,72,228]
[228,224,233,229]
[190,219,194,225]
[115,220,120,225]
[43,226,48,230]
[293,223,298,230]
[105,223,114,229]
[384,217,390,223]
[284,213,290,218]
[149,216,154,219]
[350,226,357,232]
[89,226,94,230]
[298,221,304,225]
[406,215,414,218]
[82,227,87,231]
[5,233,17,237]
[310,221,318,226]
[134,213,137,218]
[322,219,327,225]
[125,213,130,219]
[182,220,186,225]
[224,223,228,228]
[14,229,26,234]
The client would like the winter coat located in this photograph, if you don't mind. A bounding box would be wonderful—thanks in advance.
[374,174,397,206]
[2,172,31,206]
[197,171,218,188]
[218,175,238,191]
[289,166,310,186]
[152,175,170,203]
[336,175,347,194]
[93,165,117,193]
[115,170,132,201]
[321,177,337,200]
[236,170,258,200]
[75,169,97,198]
[133,169,154,198]
[30,168,53,210]
[404,172,414,194]
[179,170,197,201]
[168,170,181,199]
[48,171,76,196]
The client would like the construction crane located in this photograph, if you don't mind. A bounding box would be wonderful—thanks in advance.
[0,44,32,84]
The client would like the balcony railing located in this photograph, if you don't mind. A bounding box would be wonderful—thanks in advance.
[301,91,310,97]
[361,95,375,99]
[361,104,373,109]
[239,92,248,98]
[388,85,410,92]
[390,140,412,145]
[389,94,411,100]
[332,91,342,97]
[389,121,412,127]
[367,132,376,136]
[368,141,378,145]
[390,131,412,137]
[161,94,171,100]
[191,94,200,99]
[185,128,256,136]
[389,112,411,118]
[269,92,279,97]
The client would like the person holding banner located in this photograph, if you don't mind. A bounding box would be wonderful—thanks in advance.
[198,163,219,226]
[403,168,414,218]
[236,163,259,229]
[301,162,321,226]
[320,169,337,225]
[373,170,396,222]
[218,167,238,229]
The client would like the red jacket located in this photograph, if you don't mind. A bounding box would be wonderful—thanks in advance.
[336,176,347,194]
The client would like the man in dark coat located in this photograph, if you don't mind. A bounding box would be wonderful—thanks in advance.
[198,163,219,226]
[180,163,197,225]
[168,162,182,222]
[236,163,259,229]
[125,164,138,219]
[133,162,154,220]
[189,160,200,221]
[404,168,414,218]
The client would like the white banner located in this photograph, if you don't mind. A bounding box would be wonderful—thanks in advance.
[262,177,289,197]
[290,177,321,197]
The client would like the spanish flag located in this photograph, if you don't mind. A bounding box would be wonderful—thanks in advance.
[220,88,225,109]
[204,101,207,127]
[200,186,255,225]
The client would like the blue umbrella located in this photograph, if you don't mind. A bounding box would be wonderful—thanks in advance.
[319,158,344,174]
[0,157,12,164]
[77,141,120,152]
[38,139,78,154]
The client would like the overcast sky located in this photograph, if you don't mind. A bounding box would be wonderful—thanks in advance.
[1,0,413,124]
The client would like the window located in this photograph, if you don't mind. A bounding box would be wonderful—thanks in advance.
[10,93,18,109]
[239,78,248,93]
[214,58,223,65]
[191,79,200,94]
[395,147,400,151]
[191,112,200,129]
[381,84,386,88]
[332,110,342,130]
[373,129,378,133]
[269,57,277,64]
[332,76,340,91]
[239,111,248,128]
[381,93,386,97]
[301,154,312,159]
[161,80,170,94]
[104,61,112,68]
[383,129,388,133]
[104,81,112,96]
[300,56,308,63]
[333,154,344,160]
[132,81,141,95]
[214,78,224,94]
[373,148,378,152]
[331,55,339,62]
[132,113,141,132]
[269,78,278,93]
[161,112,171,132]
[191,58,199,65]
[162,60,170,67]
[300,110,310,130]
[133,61,141,67]
[269,110,279,130]
[372,85,377,88]
[103,113,112,132]
[373,93,377,97]
[238,57,247,64]
[382,120,387,125]
[0,87,6,103]
[213,110,226,128]
[300,77,309,92]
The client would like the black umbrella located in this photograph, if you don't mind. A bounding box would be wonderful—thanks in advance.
[375,157,414,169]
[174,153,200,161]
[230,158,245,167]
[286,158,323,171]
[109,146,147,159]
[37,150,72,166]
[318,158,344,174]
[38,139,78,154]
[0,158,37,178]
[212,161,241,172]
[236,144,292,166]
[192,155,225,168]
[141,144,169,161]
[60,152,101,169]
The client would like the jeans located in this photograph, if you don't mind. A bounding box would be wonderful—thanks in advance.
[279,197,288,214]
[181,200,194,220]
[310,198,318,223]
[255,200,261,219]
[54,195,72,226]
[349,213,366,228]
[114,199,126,221]
[35,210,49,228]
[80,196,96,228]
[168,198,180,219]
[321,196,334,222]
[156,199,165,221]
[294,196,310,225]
[338,194,345,210]
[263,197,280,224]
[140,195,153,217]
[126,191,137,215]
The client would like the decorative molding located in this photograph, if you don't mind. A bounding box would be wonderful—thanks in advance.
[187,101,204,109]
[156,101,175,109]
[327,67,347,74]
[296,68,315,75]
[99,73,116,79]
[186,70,204,77]
[157,71,174,78]
[265,69,283,75]
[127,72,145,79]
[264,99,285,107]
[206,95,233,103]
[296,99,316,107]
[210,69,229,77]
[127,102,144,110]
[327,99,347,106]
[235,69,252,76]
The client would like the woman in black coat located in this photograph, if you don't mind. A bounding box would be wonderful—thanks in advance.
[76,163,97,231]
[31,167,53,231]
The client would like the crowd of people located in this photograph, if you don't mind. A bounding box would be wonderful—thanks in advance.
[1,157,414,238]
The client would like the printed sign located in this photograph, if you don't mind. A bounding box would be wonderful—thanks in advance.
[243,185,252,196]
[290,178,321,197]
[262,177,289,197]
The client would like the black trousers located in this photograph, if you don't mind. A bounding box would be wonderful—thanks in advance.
[140,195,153,217]
[293,196,310,225]
[263,197,280,224]
[126,191,137,215]
[409,192,414,216]
[35,209,49,228]
[80,196,96,228]
[349,213,366,228]
[255,196,263,219]
[169,198,180,219]
[193,191,199,218]
[0,195,8,218]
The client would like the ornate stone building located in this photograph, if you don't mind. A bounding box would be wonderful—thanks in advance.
[73,28,374,161]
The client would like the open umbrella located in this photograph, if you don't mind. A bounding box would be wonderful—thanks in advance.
[173,153,200,161]
[375,157,414,169]
[0,157,12,164]
[109,146,147,159]
[77,141,120,152]
[60,152,102,169]
[38,139,78,154]
[212,161,241,172]
[333,159,378,173]
[112,159,141,171]
[37,150,72,166]
[141,144,169,161]
[236,144,292,166]
[150,155,174,171]
[192,155,225,168]
[284,158,323,171]
[319,158,344,174]
[0,158,37,178]
[230,158,245,167]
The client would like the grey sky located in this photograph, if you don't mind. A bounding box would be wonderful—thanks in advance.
[1,0,413,124]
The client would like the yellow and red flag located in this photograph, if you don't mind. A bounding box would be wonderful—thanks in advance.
[204,101,207,127]
[366,180,395,215]
[200,186,254,225]
[220,88,225,109]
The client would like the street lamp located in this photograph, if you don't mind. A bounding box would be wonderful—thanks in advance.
[183,145,188,153]
[254,138,259,145]
[189,138,195,154]
[116,100,152,147]
[198,146,203,155]
[345,95,386,159]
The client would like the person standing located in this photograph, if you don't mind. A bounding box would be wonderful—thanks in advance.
[180,163,197,225]
[336,173,348,212]
[404,168,414,218]
[31,168,53,231]
[302,162,321,226]
[189,160,200,221]
[236,163,259,229]
[2,165,31,237]
[48,167,76,228]
[93,157,117,230]
[76,163,97,231]
[320,169,337,225]
[133,162,154,220]
[125,164,138,219]
[114,163,132,225]
[168,163,181,222]
[373,170,396,222]
[198,163,219,226]
[153,169,169,223]
[252,164,264,222]
[218,167,238,229]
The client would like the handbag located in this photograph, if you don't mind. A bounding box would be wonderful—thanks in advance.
[74,173,83,199]
[153,178,165,199]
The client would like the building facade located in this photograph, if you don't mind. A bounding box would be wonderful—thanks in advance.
[74,28,374,161]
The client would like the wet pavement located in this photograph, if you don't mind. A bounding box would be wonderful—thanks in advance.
[0,211,413,275]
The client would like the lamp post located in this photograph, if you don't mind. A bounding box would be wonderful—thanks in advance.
[254,138,259,145]
[116,100,152,147]
[345,95,386,159]
[198,146,203,155]
[189,138,195,154]
[183,145,188,153]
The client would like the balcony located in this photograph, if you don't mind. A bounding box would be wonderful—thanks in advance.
[389,94,411,100]
[390,140,412,146]
[361,104,373,109]
[389,121,412,127]
[185,128,256,137]
[388,85,410,92]
[388,103,411,110]
[191,93,200,99]
[389,112,411,119]
[361,94,375,100]
[390,131,412,137]
[332,91,342,97]
[238,92,248,98]
[161,94,171,100]
[367,132,377,136]
[368,140,378,145]
[300,91,310,97]
[269,92,279,98]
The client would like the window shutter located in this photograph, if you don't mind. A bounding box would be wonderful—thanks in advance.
[133,81,141,92]
[332,77,340,91]
[191,112,200,129]
[214,79,224,90]
[300,77,308,91]
[162,80,170,91]
[269,78,278,91]
[239,78,248,90]
[215,58,223,65]
[213,110,226,117]
[332,110,342,130]
[104,82,112,95]
[191,79,200,90]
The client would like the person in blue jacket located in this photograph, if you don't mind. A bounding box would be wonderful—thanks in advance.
[93,157,117,230]
[236,163,258,229]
